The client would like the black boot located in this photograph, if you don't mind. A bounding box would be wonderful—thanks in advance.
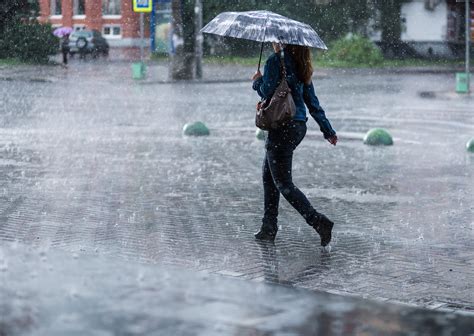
[311,213,334,247]
[254,221,277,241]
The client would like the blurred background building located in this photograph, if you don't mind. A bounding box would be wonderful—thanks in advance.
[392,0,474,58]
[37,0,473,58]
[38,0,154,47]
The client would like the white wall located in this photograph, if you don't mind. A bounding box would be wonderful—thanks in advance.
[401,1,448,41]
[107,38,150,47]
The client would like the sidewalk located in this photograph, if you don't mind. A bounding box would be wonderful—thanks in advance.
[0,60,473,331]
[1,241,473,336]
[2,53,474,84]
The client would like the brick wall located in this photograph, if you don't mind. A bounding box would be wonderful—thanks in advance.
[446,1,474,42]
[85,0,103,31]
[471,7,474,40]
[121,0,140,39]
[38,0,49,23]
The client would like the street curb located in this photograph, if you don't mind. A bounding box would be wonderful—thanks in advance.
[376,67,474,75]
[138,78,251,85]
[315,66,474,75]
[0,76,53,83]
[418,90,473,99]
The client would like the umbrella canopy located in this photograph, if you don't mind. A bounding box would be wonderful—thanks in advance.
[53,27,73,38]
[201,10,327,50]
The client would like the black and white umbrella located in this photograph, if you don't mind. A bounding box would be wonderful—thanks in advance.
[201,10,327,70]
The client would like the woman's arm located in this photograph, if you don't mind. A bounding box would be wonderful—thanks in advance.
[252,54,280,99]
[303,81,336,140]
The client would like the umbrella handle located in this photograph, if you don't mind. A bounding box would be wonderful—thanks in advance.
[257,41,264,73]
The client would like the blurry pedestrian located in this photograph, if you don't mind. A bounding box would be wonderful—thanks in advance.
[61,34,70,67]
[252,42,338,247]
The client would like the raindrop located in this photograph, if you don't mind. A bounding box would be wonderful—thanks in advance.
[0,259,8,272]
[69,288,79,298]
[137,271,145,282]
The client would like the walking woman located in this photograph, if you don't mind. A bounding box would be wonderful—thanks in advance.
[61,34,70,67]
[252,43,338,247]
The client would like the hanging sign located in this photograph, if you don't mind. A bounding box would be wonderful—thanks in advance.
[133,0,152,13]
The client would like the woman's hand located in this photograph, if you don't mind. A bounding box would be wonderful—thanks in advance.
[327,135,338,146]
[252,70,262,81]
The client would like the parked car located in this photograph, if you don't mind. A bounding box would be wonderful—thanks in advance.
[69,30,109,58]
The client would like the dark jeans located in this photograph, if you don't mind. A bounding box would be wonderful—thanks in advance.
[262,120,317,230]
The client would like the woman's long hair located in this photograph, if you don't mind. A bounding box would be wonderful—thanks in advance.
[285,44,313,84]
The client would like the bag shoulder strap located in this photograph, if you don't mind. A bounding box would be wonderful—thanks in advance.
[278,51,287,78]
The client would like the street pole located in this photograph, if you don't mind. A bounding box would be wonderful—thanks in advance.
[466,0,471,92]
[194,0,203,79]
[140,12,145,64]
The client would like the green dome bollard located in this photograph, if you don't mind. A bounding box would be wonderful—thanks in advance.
[183,121,210,136]
[363,128,393,146]
[256,128,265,140]
[467,138,474,153]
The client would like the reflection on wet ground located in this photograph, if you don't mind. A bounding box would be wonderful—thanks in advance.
[1,242,474,335]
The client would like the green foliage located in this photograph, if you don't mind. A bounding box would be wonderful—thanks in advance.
[0,0,39,33]
[0,0,55,63]
[0,21,58,63]
[323,35,384,66]
[185,0,406,58]
[272,0,373,42]
[372,0,408,44]
[201,0,377,57]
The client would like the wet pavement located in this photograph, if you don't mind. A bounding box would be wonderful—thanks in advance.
[1,57,474,334]
[2,241,474,336]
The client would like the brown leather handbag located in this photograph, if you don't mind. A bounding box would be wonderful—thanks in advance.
[256,53,296,130]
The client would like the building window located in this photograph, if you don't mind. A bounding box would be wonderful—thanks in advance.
[102,0,121,16]
[73,24,86,31]
[50,0,61,16]
[73,0,86,16]
[103,25,122,38]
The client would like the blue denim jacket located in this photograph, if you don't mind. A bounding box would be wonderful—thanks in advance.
[252,51,336,139]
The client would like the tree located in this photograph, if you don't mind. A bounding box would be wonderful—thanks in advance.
[200,0,375,56]
[178,0,415,62]
[170,0,198,79]
[380,1,402,45]
[0,0,56,63]
[372,0,416,58]
[0,0,38,33]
